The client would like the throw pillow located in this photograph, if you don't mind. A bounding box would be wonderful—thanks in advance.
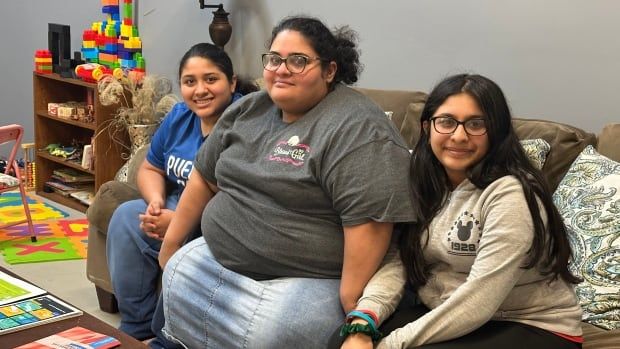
[520,138,551,170]
[0,173,20,189]
[552,145,620,330]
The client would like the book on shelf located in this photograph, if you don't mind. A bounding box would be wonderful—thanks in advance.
[52,168,94,183]
[50,174,94,185]
[14,326,120,349]
[44,181,92,197]
[70,190,95,206]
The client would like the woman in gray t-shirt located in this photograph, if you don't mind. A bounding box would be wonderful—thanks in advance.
[157,16,415,349]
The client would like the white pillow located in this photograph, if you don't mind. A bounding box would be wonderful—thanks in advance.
[520,138,551,170]
[552,145,620,330]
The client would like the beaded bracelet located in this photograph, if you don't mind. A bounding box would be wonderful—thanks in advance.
[339,323,382,341]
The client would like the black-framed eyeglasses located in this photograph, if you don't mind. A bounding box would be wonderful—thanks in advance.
[261,53,325,74]
[430,116,488,136]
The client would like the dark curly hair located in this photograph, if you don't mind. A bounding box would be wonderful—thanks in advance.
[269,16,362,86]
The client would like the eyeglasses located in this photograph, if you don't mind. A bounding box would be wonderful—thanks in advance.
[430,116,488,136]
[261,53,325,74]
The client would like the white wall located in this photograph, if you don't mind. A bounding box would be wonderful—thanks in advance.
[1,0,618,149]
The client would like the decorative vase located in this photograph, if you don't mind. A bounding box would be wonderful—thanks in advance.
[115,123,159,182]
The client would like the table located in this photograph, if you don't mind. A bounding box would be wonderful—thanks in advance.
[1,267,146,348]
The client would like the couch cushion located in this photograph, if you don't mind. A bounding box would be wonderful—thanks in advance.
[398,102,425,149]
[552,145,620,330]
[597,123,620,163]
[513,118,598,191]
[582,321,620,349]
[355,87,427,134]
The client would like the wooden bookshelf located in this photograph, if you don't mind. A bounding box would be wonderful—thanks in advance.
[33,72,128,212]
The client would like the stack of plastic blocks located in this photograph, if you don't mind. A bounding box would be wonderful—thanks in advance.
[81,29,99,62]
[34,50,53,74]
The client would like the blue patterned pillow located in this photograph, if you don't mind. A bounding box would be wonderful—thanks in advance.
[520,139,551,170]
[552,145,620,330]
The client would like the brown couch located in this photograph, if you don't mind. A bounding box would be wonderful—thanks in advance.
[86,87,620,348]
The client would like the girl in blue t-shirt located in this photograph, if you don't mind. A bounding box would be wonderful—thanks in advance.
[106,43,257,347]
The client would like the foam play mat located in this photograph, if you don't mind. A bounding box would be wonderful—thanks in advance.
[0,193,69,224]
[0,218,88,264]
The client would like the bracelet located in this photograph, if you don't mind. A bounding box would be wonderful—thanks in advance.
[346,310,377,332]
[339,323,382,341]
[354,309,379,325]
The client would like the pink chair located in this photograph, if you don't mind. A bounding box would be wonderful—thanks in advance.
[0,124,36,242]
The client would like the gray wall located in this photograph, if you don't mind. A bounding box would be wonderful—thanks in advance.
[2,0,619,149]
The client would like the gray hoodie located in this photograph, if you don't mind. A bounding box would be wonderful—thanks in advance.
[357,176,582,349]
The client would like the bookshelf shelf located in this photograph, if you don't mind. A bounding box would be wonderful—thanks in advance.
[35,151,96,175]
[35,110,98,130]
[33,72,128,212]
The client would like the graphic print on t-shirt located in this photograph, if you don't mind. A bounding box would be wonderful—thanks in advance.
[166,154,193,187]
[267,135,310,167]
[446,211,482,256]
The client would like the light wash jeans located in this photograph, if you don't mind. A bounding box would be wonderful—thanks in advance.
[107,195,183,344]
[161,238,345,349]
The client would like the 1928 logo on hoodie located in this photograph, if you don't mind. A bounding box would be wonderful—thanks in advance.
[446,211,482,256]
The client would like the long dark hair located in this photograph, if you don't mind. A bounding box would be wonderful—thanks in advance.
[401,74,580,288]
[269,16,362,86]
[178,43,258,95]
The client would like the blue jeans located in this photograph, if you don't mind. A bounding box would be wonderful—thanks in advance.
[107,195,181,342]
[161,238,345,349]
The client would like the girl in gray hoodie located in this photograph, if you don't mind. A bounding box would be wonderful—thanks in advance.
[332,74,582,349]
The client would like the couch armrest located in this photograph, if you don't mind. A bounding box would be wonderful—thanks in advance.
[86,181,141,235]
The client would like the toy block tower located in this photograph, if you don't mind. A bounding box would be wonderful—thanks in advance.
[80,0,145,79]
[34,50,53,74]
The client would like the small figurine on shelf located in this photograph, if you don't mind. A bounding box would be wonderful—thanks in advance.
[45,143,77,159]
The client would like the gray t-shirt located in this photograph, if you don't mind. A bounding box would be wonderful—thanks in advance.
[194,84,415,279]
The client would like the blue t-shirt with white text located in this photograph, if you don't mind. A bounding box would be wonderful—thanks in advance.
[146,102,204,192]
